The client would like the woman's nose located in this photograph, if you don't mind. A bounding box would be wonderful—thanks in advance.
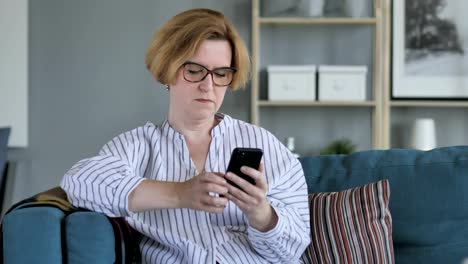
[199,73,215,92]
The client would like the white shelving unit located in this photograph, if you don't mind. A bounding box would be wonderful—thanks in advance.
[251,0,468,150]
[251,0,385,149]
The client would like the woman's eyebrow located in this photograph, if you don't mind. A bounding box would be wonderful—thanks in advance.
[185,60,232,70]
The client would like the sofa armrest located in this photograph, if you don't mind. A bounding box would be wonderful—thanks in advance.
[65,211,116,263]
[2,207,122,264]
[2,185,141,263]
[3,207,65,263]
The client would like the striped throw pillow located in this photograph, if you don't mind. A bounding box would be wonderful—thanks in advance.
[302,180,394,264]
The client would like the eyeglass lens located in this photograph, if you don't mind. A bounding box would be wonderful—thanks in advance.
[183,62,235,86]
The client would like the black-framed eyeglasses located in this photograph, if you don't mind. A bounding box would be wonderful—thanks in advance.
[182,61,237,86]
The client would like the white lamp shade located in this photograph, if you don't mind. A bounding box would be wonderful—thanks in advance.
[410,118,437,151]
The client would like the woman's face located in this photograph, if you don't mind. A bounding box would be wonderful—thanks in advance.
[169,39,232,121]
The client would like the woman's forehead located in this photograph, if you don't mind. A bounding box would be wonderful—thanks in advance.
[187,39,232,68]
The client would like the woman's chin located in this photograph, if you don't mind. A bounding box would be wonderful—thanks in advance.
[187,109,217,120]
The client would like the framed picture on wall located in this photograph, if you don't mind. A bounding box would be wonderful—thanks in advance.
[392,0,468,99]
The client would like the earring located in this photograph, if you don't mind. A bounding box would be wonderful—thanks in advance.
[165,85,170,91]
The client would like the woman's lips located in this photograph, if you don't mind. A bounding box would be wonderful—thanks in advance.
[195,99,213,103]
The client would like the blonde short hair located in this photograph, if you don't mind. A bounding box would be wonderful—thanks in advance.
[145,8,251,90]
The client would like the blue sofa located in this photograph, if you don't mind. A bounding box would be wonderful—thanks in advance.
[3,146,468,263]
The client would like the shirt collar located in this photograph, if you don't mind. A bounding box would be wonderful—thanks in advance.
[211,112,232,138]
[160,119,182,142]
[160,112,232,140]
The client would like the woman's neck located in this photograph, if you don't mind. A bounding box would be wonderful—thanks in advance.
[167,112,217,140]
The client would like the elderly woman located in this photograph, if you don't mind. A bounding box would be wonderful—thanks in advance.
[61,8,310,264]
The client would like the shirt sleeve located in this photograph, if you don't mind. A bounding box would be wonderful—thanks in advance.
[60,125,153,217]
[247,143,311,263]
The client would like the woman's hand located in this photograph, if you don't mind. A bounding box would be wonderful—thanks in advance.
[225,164,278,232]
[177,171,229,213]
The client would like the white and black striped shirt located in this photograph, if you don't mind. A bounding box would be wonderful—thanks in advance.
[61,114,310,263]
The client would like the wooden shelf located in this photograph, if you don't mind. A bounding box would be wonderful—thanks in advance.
[258,100,376,107]
[391,100,468,108]
[258,17,377,25]
[251,0,385,149]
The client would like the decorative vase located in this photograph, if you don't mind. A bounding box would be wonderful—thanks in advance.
[306,0,325,17]
[343,0,369,18]
[261,0,302,17]
[410,118,437,151]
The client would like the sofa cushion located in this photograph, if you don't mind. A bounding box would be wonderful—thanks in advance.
[3,207,64,263]
[65,211,116,264]
[299,146,468,264]
[302,180,393,263]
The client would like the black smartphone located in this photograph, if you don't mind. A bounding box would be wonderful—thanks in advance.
[226,147,263,190]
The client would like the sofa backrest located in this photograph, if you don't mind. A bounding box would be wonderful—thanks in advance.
[299,146,468,263]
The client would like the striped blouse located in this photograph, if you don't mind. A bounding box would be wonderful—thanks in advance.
[60,113,310,263]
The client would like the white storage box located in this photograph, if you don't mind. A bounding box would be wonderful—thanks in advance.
[267,65,316,101]
[318,65,368,101]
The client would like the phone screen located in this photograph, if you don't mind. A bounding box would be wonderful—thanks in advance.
[226,147,263,190]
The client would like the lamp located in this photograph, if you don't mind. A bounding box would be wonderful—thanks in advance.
[410,118,437,151]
